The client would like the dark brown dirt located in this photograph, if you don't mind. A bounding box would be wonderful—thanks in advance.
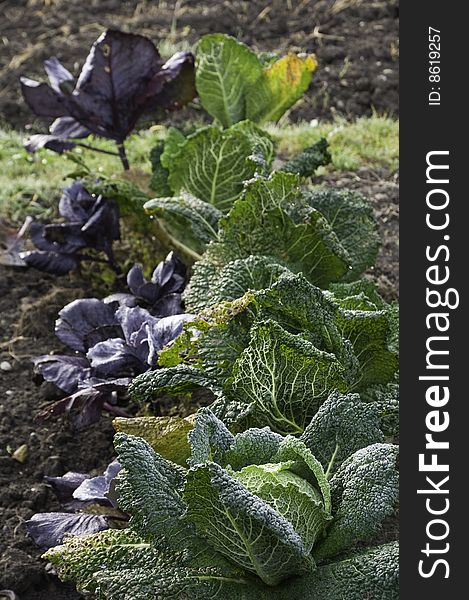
[0,268,116,599]
[0,0,398,130]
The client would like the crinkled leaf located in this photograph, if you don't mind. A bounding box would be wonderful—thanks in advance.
[160,126,186,169]
[165,121,274,211]
[314,443,399,560]
[184,462,315,585]
[114,433,191,547]
[46,527,398,599]
[305,188,379,280]
[234,461,330,554]
[130,364,220,406]
[274,542,399,600]
[336,307,398,390]
[184,255,290,314]
[208,172,350,287]
[251,274,349,359]
[45,528,263,600]
[229,320,348,434]
[280,138,331,178]
[190,274,350,389]
[149,139,172,195]
[144,193,222,254]
[224,428,283,471]
[272,437,331,514]
[300,391,384,475]
[361,381,399,437]
[187,408,235,467]
[329,279,388,309]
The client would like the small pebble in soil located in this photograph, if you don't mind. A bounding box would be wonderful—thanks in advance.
[0,360,12,371]
[12,444,29,463]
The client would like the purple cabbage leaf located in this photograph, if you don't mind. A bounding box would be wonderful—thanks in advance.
[124,251,186,315]
[34,255,192,427]
[26,461,125,549]
[21,182,120,276]
[55,296,121,353]
[26,513,109,549]
[21,29,196,169]
[73,461,121,504]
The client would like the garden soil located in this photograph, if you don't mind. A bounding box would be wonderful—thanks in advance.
[0,0,398,130]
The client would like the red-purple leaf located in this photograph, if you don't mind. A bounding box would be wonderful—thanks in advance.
[73,461,121,504]
[26,512,108,548]
[33,355,91,394]
[21,29,196,153]
[56,298,121,352]
[50,116,90,139]
[148,51,196,112]
[21,250,80,275]
[23,134,77,154]
[20,76,67,118]
[44,472,90,502]
[43,57,75,93]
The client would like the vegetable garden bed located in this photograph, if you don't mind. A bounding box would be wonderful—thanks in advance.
[1,6,399,599]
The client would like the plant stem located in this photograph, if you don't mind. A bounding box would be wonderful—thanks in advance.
[75,143,120,157]
[116,142,130,170]
[103,402,131,418]
[152,220,203,263]
[325,443,340,479]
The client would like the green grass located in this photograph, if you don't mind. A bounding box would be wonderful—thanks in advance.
[267,114,398,172]
[0,115,398,223]
[0,128,163,223]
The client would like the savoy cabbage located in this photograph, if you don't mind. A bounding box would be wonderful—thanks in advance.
[195,34,317,127]
[45,407,398,598]
[130,271,398,436]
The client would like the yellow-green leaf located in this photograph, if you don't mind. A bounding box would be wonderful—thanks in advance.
[113,416,195,466]
[248,54,318,124]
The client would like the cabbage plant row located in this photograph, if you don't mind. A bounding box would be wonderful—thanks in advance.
[20,29,399,599]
